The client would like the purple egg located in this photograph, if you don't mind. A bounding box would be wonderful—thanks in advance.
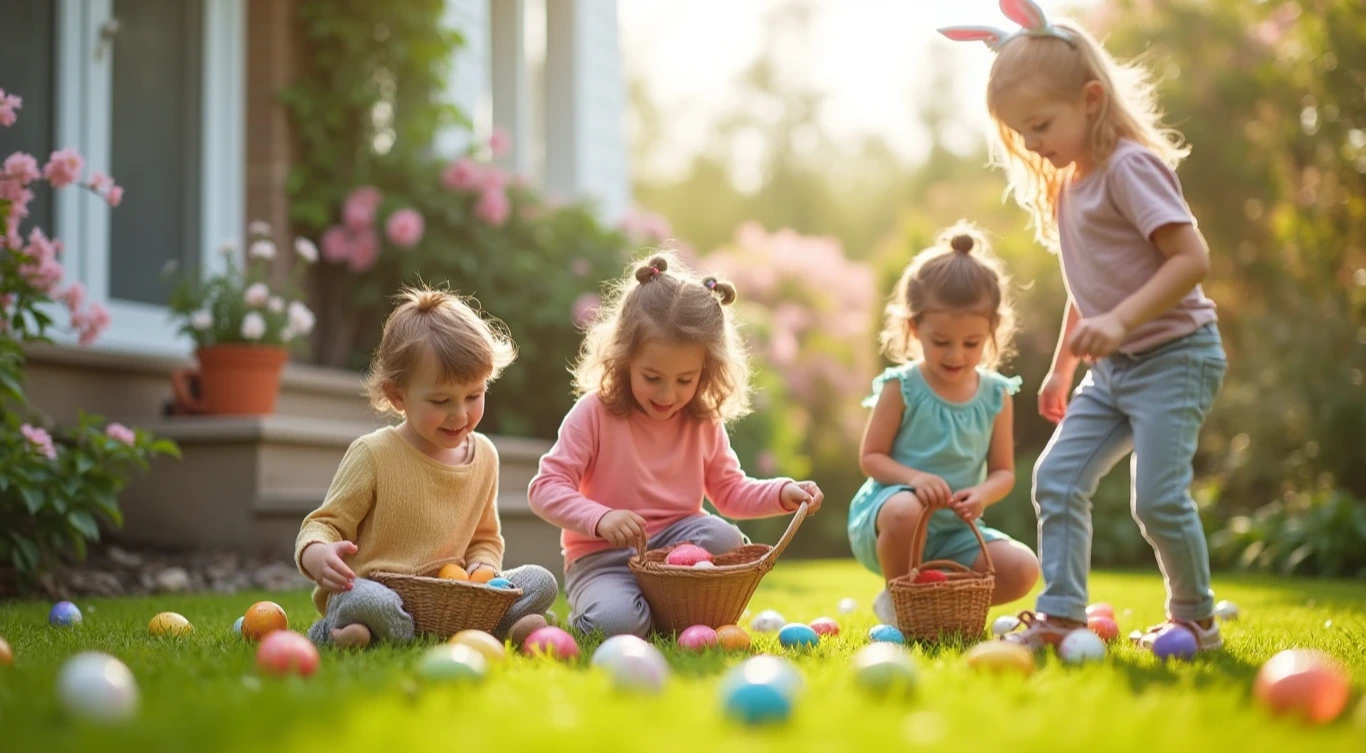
[1151,625,1198,661]
[49,601,83,627]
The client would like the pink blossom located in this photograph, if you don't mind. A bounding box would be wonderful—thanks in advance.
[620,206,673,242]
[105,184,123,207]
[4,226,20,251]
[1,184,32,223]
[384,208,424,248]
[320,225,352,264]
[20,424,57,460]
[571,257,591,277]
[3,152,40,185]
[488,126,511,158]
[348,230,380,273]
[343,186,382,231]
[89,170,113,194]
[71,302,110,345]
[477,164,505,192]
[243,282,270,307]
[21,258,64,294]
[571,292,601,328]
[473,187,511,227]
[56,282,86,314]
[441,158,483,191]
[105,423,136,445]
[42,148,84,189]
[0,91,20,127]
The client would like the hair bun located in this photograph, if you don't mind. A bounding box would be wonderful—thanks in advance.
[634,255,671,284]
[950,234,975,254]
[702,277,737,306]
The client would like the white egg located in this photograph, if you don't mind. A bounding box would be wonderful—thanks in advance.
[837,598,857,615]
[693,561,716,569]
[591,634,653,670]
[1214,600,1239,622]
[750,609,786,632]
[610,649,671,693]
[57,652,139,723]
[1058,629,1107,665]
[990,615,1021,636]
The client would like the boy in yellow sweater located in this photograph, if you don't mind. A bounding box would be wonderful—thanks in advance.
[296,287,558,648]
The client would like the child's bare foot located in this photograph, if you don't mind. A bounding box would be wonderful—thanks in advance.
[330,623,372,649]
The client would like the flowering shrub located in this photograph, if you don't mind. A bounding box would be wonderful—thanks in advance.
[167,222,318,349]
[1,90,178,585]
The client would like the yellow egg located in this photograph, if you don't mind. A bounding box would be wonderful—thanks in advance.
[964,641,1034,676]
[438,564,470,581]
[450,629,506,663]
[148,611,194,637]
[716,625,752,651]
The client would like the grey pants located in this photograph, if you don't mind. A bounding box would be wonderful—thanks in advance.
[1032,324,1226,623]
[307,565,560,646]
[565,514,746,638]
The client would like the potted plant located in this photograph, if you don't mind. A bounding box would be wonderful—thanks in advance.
[167,222,318,415]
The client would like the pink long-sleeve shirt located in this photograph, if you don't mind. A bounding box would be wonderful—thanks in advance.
[528,392,793,566]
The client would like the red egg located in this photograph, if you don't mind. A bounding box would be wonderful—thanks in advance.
[809,617,840,636]
[256,630,319,677]
[1254,649,1351,724]
[1087,615,1119,642]
[913,570,947,584]
[1085,602,1115,620]
[665,544,713,567]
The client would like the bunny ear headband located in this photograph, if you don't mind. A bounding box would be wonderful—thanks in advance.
[938,0,1075,50]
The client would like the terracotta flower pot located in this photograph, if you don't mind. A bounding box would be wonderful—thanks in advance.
[171,344,289,416]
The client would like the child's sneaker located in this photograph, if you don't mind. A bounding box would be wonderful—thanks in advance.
[999,611,1082,650]
[873,589,898,626]
[1132,617,1223,653]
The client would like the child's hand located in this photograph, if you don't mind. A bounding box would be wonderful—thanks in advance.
[949,487,987,523]
[301,540,358,592]
[1068,313,1127,361]
[597,510,649,552]
[1038,370,1072,424]
[907,472,952,507]
[781,481,824,514]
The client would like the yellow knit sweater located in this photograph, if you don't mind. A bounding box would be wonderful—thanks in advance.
[294,426,504,615]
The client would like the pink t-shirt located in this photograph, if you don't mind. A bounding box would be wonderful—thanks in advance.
[1058,139,1217,353]
[527,392,792,566]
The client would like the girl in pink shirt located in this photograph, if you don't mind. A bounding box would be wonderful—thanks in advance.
[529,253,824,637]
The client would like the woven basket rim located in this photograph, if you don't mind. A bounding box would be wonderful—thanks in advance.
[370,570,525,597]
[627,501,808,575]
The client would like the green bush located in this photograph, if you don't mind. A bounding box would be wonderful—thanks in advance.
[1209,489,1366,579]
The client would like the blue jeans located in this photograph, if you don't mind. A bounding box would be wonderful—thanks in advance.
[1032,324,1226,623]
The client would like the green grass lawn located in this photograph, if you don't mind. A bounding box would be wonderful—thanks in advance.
[2,562,1364,753]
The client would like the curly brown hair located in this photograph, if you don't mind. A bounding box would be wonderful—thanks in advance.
[879,222,1017,368]
[363,286,517,416]
[571,251,751,423]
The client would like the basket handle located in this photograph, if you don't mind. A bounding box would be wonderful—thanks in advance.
[755,500,809,568]
[909,501,995,575]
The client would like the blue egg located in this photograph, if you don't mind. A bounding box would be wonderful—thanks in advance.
[720,655,804,699]
[723,680,792,725]
[486,577,514,589]
[49,601,83,627]
[868,624,905,644]
[232,616,244,635]
[777,623,820,651]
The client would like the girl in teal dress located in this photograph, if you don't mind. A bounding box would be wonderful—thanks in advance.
[848,225,1040,625]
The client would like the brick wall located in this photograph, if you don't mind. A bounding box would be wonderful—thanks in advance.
[244,0,299,247]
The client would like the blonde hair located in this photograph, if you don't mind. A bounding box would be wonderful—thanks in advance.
[880,223,1016,368]
[572,252,751,423]
[985,21,1189,249]
[363,286,517,415]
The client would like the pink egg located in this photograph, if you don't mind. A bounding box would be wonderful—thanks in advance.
[522,627,580,661]
[1254,649,1351,724]
[809,617,840,636]
[256,630,319,677]
[1085,602,1115,620]
[1087,615,1119,642]
[678,625,719,651]
[665,544,713,567]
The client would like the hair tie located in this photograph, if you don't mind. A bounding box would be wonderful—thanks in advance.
[650,266,661,278]
[704,279,717,290]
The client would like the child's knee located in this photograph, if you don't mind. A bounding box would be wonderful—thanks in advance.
[573,600,651,638]
[983,541,1040,603]
[505,565,561,610]
[875,493,924,539]
[692,518,746,553]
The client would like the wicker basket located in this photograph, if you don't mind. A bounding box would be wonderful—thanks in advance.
[628,503,808,634]
[370,570,522,638]
[887,504,994,642]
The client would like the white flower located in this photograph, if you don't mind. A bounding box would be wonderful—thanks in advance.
[248,220,273,237]
[240,312,266,341]
[190,309,214,331]
[244,283,270,307]
[248,240,276,260]
[294,237,318,263]
[286,300,316,338]
[267,296,285,313]
[219,239,239,257]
